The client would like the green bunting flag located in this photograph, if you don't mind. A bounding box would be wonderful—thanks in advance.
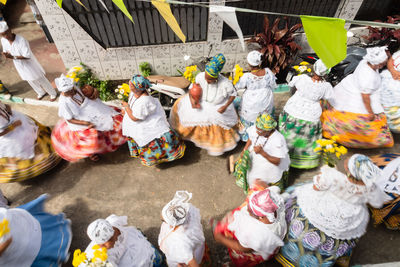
[111,0,134,23]
[300,15,347,68]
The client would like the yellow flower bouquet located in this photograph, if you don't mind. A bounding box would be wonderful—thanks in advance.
[292,61,312,75]
[114,83,130,102]
[229,64,243,85]
[66,66,84,83]
[72,245,113,267]
[314,136,348,167]
[183,65,200,84]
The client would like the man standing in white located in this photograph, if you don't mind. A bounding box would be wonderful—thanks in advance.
[0,21,57,101]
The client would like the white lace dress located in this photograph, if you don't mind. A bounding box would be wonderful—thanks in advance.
[379,70,400,132]
[236,68,277,122]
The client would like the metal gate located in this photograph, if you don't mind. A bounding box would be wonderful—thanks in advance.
[61,0,209,48]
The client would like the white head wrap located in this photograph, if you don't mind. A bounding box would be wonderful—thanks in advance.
[55,74,74,93]
[247,50,262,67]
[348,154,382,188]
[162,191,192,227]
[87,219,115,244]
[392,51,400,72]
[248,187,280,223]
[313,59,330,76]
[364,46,388,65]
[0,21,9,34]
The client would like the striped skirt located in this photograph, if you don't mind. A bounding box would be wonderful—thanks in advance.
[279,111,321,169]
[321,102,393,148]
[0,121,61,183]
[51,109,127,162]
[128,130,185,166]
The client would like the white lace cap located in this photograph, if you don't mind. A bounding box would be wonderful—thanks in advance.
[87,219,115,244]
[313,59,330,76]
[364,46,388,65]
[247,51,262,67]
[162,191,192,227]
[55,74,74,92]
[0,21,8,33]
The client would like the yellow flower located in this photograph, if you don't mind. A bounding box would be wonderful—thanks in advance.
[74,78,79,82]
[72,249,87,267]
[93,247,108,262]
[293,65,300,70]
[336,152,341,158]
[0,219,10,238]
[92,244,100,250]
[328,147,335,153]
[300,61,309,65]
[331,136,339,142]
[307,68,311,72]
[338,146,348,155]
[314,147,322,152]
[316,139,323,146]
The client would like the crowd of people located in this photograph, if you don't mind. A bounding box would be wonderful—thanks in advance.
[0,19,400,267]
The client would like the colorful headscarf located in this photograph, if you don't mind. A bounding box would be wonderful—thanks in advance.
[255,113,277,131]
[364,46,388,65]
[130,75,152,91]
[162,191,192,227]
[87,219,115,244]
[205,53,226,78]
[347,154,382,188]
[248,188,278,223]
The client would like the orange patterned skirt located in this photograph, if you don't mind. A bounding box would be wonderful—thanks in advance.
[170,98,239,156]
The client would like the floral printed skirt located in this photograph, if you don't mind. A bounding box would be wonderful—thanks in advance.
[276,197,357,267]
[279,111,321,169]
[51,108,127,162]
[0,120,61,183]
[128,130,185,166]
[321,101,393,148]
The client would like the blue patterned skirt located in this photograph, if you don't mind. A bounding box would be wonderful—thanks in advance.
[18,194,72,267]
[276,197,357,267]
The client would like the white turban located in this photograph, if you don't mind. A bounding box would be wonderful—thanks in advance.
[87,219,115,244]
[392,51,400,72]
[162,191,192,227]
[247,50,262,67]
[55,74,74,92]
[313,59,330,76]
[364,46,388,65]
[0,21,8,33]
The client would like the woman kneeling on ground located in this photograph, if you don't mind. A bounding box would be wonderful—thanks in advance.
[0,101,61,182]
[121,75,185,166]
[213,186,287,267]
[85,214,166,266]
[51,74,126,162]
[276,154,390,267]
[234,113,290,193]
[321,46,393,148]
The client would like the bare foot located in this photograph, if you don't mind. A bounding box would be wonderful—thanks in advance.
[89,154,100,161]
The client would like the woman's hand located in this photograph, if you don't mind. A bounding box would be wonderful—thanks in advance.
[2,52,13,59]
[367,113,375,121]
[253,145,263,154]
[121,101,129,108]
[217,105,227,114]
[87,122,95,129]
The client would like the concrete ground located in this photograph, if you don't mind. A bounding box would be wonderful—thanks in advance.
[1,101,400,267]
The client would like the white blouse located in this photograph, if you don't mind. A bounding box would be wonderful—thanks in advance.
[329,60,384,114]
[236,69,276,122]
[296,166,389,240]
[158,205,205,267]
[196,72,237,105]
[285,75,333,122]
[247,126,290,185]
[58,89,117,132]
[380,70,400,108]
[227,199,286,260]
[1,35,45,81]
[0,109,38,159]
[122,94,170,147]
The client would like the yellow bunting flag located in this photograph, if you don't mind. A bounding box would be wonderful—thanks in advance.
[151,0,186,43]
[112,0,134,23]
[300,15,347,68]
[0,0,6,4]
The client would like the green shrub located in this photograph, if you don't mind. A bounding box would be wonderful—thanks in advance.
[139,62,152,77]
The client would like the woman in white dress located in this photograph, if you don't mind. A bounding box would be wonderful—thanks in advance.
[234,113,290,193]
[0,101,61,182]
[213,186,286,267]
[235,50,277,141]
[321,46,393,148]
[170,53,239,156]
[51,74,126,162]
[279,59,333,169]
[276,154,390,267]
[158,191,210,267]
[84,214,166,267]
[379,50,400,133]
[121,75,185,166]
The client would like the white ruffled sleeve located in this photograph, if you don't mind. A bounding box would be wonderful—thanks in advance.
[58,98,74,120]
[265,68,277,89]
[288,75,302,88]
[322,82,334,100]
[131,97,157,120]
[235,73,249,89]
[265,133,288,159]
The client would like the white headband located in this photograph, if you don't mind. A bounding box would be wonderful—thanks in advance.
[0,21,9,34]
[364,46,388,65]
[247,50,262,67]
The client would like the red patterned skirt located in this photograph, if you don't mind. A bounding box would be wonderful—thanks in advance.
[51,109,127,162]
